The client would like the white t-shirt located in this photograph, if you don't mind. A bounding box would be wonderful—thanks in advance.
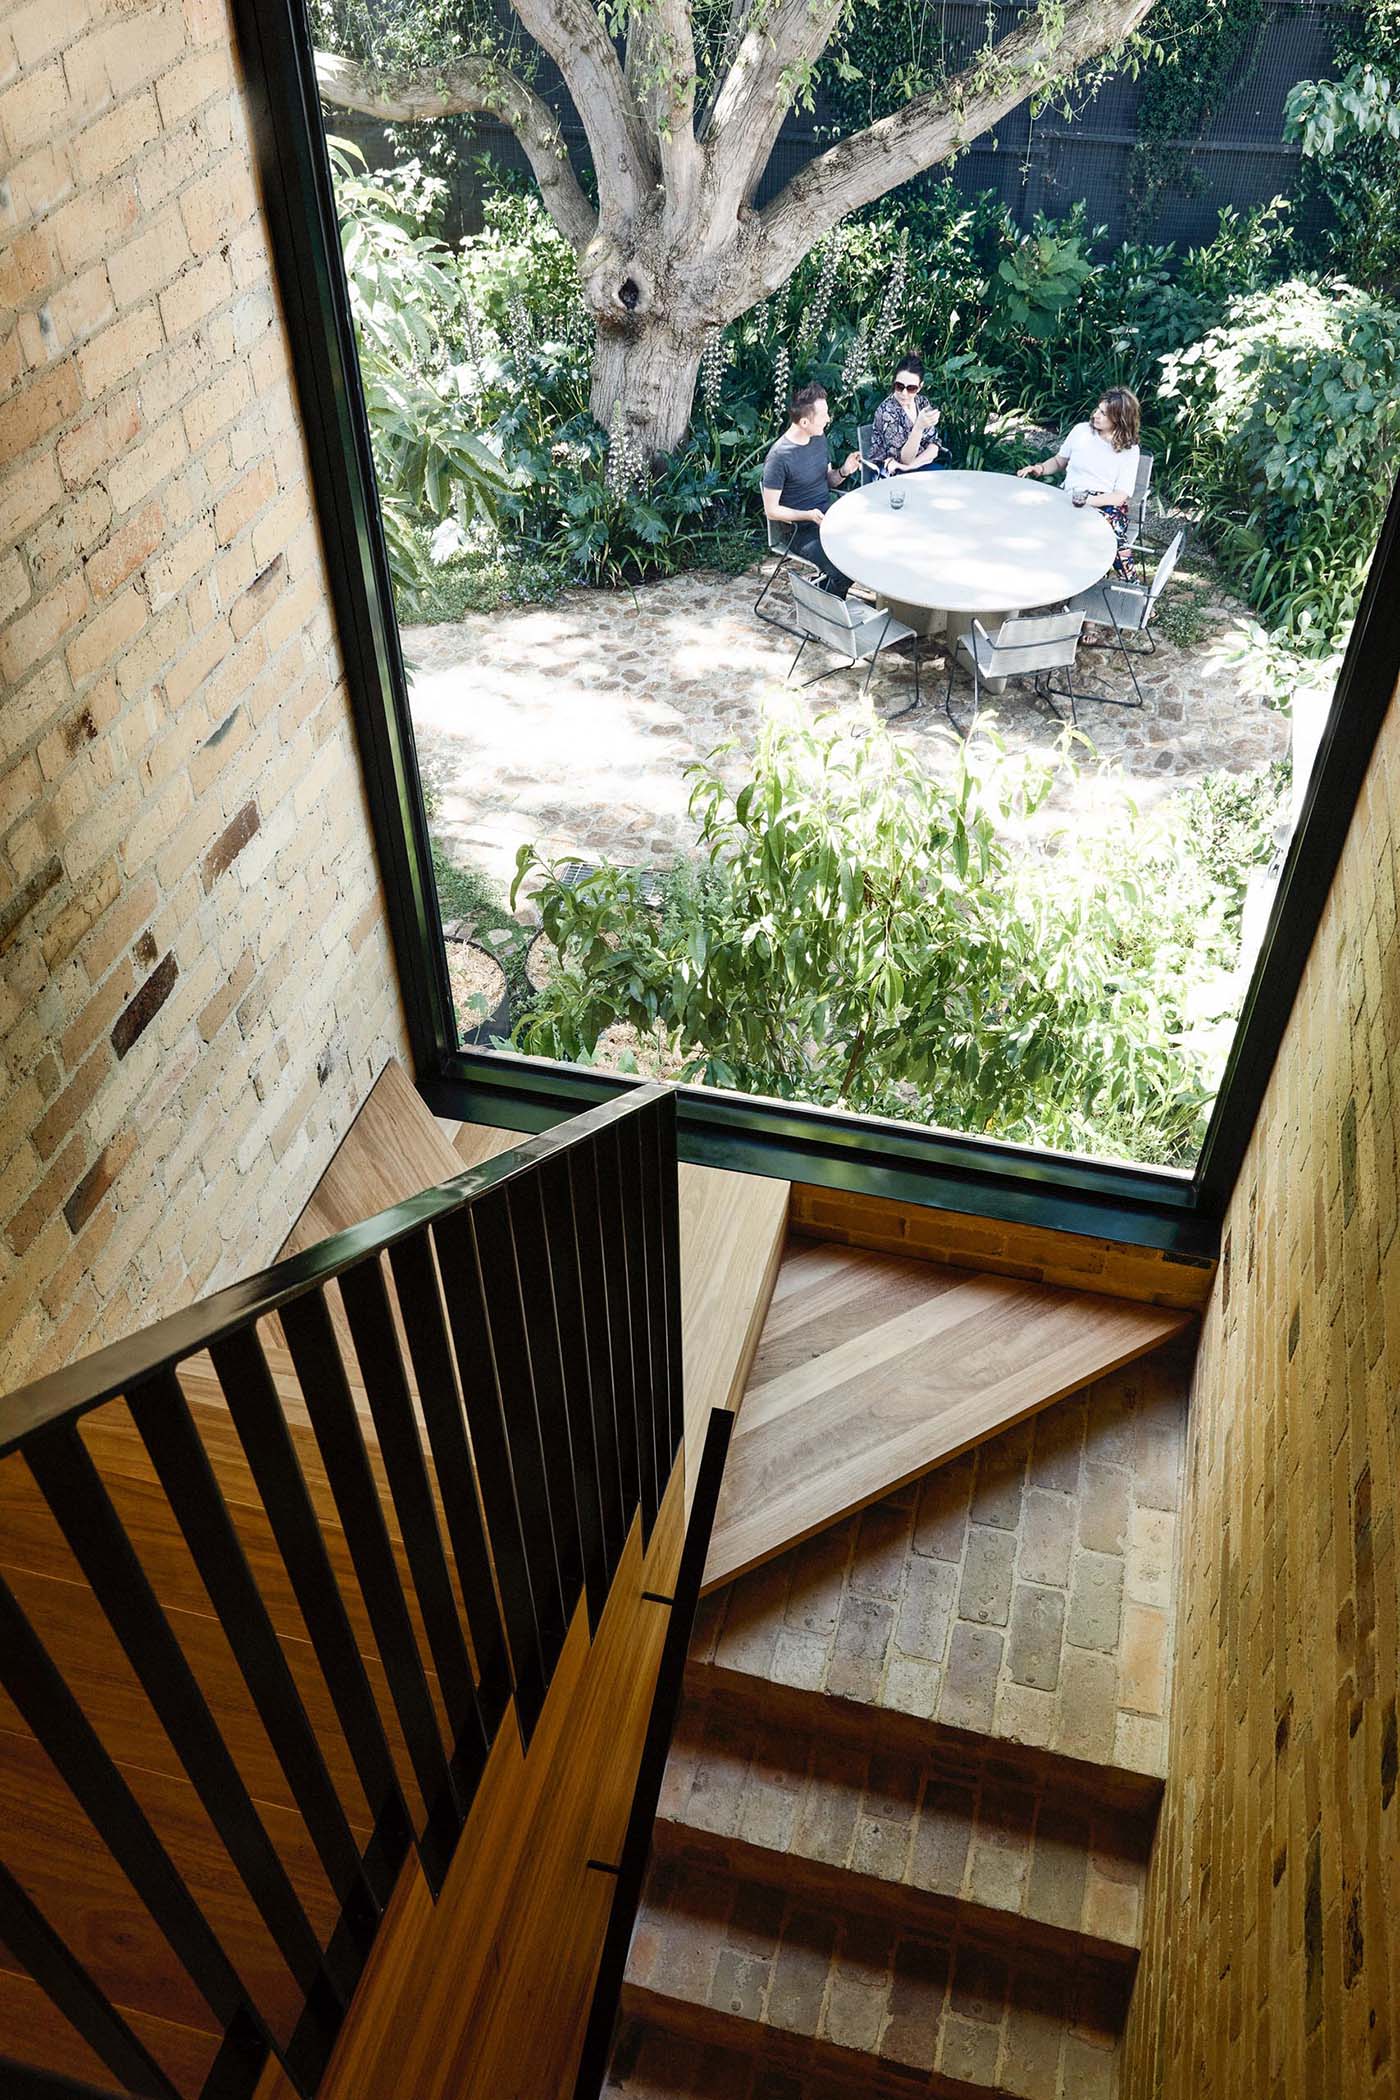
[1061,421,1139,502]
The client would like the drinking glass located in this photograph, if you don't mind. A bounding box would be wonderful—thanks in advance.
[1071,489,1089,508]
[889,484,906,511]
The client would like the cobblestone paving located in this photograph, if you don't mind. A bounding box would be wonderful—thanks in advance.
[405,561,1290,896]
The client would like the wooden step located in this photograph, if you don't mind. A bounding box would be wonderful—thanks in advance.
[412,1063,792,1518]
[0,1720,340,2091]
[655,1686,1151,1965]
[704,1241,1190,1591]
[0,1961,222,2098]
[622,1853,1124,2098]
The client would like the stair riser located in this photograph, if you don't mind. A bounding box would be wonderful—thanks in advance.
[621,1983,1002,2100]
[685,1665,1163,1825]
[651,1819,1139,1977]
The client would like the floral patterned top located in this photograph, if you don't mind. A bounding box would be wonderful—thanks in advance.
[868,391,940,471]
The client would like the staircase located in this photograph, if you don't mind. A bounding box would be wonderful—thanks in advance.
[602,1268,1190,2100]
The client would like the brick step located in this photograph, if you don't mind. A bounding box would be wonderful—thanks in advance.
[605,2012,843,2099]
[661,1677,1151,1960]
[684,1662,1160,1829]
[621,1854,1123,2098]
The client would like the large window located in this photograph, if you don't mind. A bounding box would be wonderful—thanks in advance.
[242,0,1400,1237]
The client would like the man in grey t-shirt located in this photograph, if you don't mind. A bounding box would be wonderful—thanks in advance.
[761,381,862,595]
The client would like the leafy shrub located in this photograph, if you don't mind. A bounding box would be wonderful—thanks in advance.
[331,141,512,593]
[1158,277,1400,647]
[510,712,1256,1164]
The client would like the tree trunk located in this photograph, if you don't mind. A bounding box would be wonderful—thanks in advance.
[588,317,705,460]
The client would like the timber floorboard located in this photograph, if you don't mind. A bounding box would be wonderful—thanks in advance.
[704,1239,1190,1591]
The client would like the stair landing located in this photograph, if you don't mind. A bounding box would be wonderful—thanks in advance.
[703,1242,1189,1593]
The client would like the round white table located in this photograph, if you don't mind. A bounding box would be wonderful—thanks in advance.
[820,469,1118,689]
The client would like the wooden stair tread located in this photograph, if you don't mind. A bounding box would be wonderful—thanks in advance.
[704,1242,1189,1591]
[0,1960,222,2099]
[0,1722,337,2047]
[282,1061,465,1256]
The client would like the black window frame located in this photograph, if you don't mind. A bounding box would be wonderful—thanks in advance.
[233,0,1400,1262]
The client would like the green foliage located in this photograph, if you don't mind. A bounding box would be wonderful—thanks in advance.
[1158,276,1400,647]
[1289,3,1400,291]
[510,712,1256,1163]
[992,222,1096,341]
[330,140,512,593]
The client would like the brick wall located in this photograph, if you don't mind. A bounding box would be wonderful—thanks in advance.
[1123,685,1400,2096]
[0,0,409,1388]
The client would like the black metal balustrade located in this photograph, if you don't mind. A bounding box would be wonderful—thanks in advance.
[0,1083,683,2100]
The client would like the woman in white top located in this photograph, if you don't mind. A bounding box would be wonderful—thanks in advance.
[1017,388,1143,580]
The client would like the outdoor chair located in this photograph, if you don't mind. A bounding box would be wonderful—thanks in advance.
[753,516,821,634]
[1124,449,1157,556]
[1064,528,1187,708]
[858,421,879,485]
[787,574,920,715]
[943,611,1085,736]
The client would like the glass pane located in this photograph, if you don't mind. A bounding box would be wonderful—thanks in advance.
[309,0,1395,1170]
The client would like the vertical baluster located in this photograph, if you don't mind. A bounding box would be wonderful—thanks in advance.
[336,1253,488,1794]
[505,1173,588,1623]
[655,1090,686,1475]
[207,1328,409,1895]
[616,1114,661,1539]
[0,1861,186,2100]
[536,1152,609,1630]
[466,1189,571,1677]
[593,1126,643,1541]
[635,1099,674,1508]
[126,1371,379,1959]
[431,1205,548,1740]
[277,1291,456,1876]
[386,1230,512,1734]
[0,1572,268,2052]
[566,1140,626,1585]
[23,1423,343,2039]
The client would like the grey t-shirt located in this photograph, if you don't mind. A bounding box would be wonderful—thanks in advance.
[762,431,832,515]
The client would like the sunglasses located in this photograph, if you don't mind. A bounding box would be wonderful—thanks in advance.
[893,381,920,394]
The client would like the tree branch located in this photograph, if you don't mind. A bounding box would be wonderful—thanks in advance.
[703,0,847,223]
[505,0,658,217]
[738,0,1159,302]
[625,0,702,208]
[315,50,597,251]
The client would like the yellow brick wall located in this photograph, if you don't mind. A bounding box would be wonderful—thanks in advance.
[0,0,409,1388]
[1123,687,1400,2095]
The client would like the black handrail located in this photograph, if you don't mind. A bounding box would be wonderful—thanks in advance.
[0,1081,684,2100]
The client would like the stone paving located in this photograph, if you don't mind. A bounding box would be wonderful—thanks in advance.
[405,559,1290,897]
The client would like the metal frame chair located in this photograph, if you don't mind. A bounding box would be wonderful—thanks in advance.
[858,422,878,486]
[786,574,921,715]
[1065,529,1187,707]
[943,611,1086,735]
[753,516,821,634]
[1122,450,1158,560]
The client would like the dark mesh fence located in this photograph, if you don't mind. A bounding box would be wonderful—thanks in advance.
[333,0,1353,254]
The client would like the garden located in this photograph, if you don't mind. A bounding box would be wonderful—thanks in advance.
[314,0,1400,1167]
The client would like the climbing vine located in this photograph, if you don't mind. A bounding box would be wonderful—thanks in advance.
[1126,0,1268,236]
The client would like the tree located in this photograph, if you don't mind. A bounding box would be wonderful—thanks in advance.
[315,0,1161,455]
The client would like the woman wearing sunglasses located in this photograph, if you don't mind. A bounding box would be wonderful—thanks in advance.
[867,353,945,478]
